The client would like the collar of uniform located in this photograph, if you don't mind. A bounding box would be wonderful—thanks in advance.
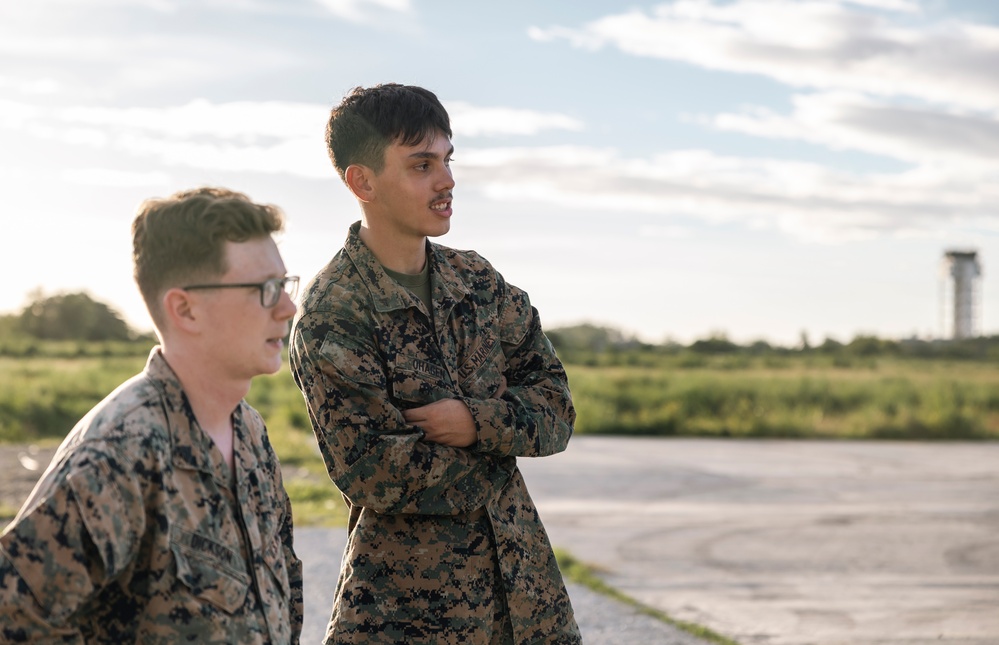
[343,222,411,313]
[426,240,472,305]
[343,221,470,313]
[144,347,233,483]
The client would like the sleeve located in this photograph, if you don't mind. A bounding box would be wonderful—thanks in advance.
[0,451,143,641]
[290,309,513,516]
[0,559,81,643]
[463,276,576,458]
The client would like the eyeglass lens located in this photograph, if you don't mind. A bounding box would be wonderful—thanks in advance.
[262,277,299,307]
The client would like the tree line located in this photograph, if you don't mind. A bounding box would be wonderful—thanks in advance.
[2,292,997,362]
[0,290,143,342]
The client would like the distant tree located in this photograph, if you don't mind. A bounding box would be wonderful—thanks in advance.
[547,324,634,353]
[818,337,844,353]
[689,332,739,354]
[0,313,17,333]
[19,290,134,341]
[847,335,898,357]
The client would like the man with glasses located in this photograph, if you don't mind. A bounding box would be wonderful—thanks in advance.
[291,84,580,643]
[0,187,303,643]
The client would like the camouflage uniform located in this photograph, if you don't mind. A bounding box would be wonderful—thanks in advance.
[0,348,303,644]
[290,222,581,644]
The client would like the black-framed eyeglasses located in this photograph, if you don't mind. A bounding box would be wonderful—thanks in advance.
[182,276,300,308]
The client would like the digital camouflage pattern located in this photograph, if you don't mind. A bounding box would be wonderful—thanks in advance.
[290,222,581,645]
[0,348,303,644]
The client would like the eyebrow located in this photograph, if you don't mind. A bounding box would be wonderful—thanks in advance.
[408,145,454,160]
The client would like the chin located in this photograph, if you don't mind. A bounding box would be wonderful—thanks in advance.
[256,355,283,376]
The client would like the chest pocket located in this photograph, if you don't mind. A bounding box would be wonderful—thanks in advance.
[388,353,455,407]
[456,333,506,400]
[171,527,250,614]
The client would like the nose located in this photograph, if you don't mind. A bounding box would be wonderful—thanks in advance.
[437,163,454,192]
[274,290,297,321]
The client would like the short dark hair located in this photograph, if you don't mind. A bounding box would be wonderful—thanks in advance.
[132,186,285,327]
[325,83,452,181]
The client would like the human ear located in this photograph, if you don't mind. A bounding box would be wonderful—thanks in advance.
[162,287,200,334]
[345,164,374,203]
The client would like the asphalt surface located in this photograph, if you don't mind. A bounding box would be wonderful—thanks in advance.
[297,437,999,644]
[295,528,709,644]
[518,437,999,645]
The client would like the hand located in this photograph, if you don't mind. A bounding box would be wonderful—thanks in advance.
[493,376,508,399]
[403,399,477,448]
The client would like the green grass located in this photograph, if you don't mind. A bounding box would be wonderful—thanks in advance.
[568,358,999,440]
[554,548,740,645]
[0,352,348,526]
[2,346,996,528]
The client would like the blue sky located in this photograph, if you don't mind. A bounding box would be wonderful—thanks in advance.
[2,0,998,345]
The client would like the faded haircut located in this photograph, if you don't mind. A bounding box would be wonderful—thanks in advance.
[325,83,452,182]
[132,186,285,328]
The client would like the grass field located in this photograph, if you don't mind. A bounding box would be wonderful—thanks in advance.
[2,345,996,525]
[5,348,997,444]
[569,356,999,440]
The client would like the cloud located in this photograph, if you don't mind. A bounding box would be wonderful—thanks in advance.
[530,0,999,111]
[456,145,999,242]
[0,98,589,179]
[0,98,332,177]
[12,93,992,243]
[63,168,173,187]
[0,4,307,96]
[523,0,999,241]
[0,76,61,95]
[703,91,999,170]
[61,99,325,141]
[313,0,410,22]
[446,102,584,137]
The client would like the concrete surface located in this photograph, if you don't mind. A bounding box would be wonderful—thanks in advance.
[517,437,999,645]
[295,527,713,644]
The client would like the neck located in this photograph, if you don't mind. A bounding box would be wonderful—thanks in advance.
[161,342,247,444]
[358,219,427,274]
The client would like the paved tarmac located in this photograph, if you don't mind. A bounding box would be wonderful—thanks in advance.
[295,528,711,644]
[516,437,999,645]
[295,437,999,644]
[12,437,996,643]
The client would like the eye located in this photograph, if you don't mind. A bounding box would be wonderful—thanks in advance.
[415,162,429,171]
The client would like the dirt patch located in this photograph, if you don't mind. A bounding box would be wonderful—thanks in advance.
[0,444,58,519]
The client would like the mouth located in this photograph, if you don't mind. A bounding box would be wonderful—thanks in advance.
[430,193,452,215]
[267,327,288,348]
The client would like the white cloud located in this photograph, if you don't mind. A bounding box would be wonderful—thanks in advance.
[0,98,590,179]
[704,91,999,170]
[63,168,172,187]
[313,0,410,22]
[457,145,999,242]
[0,98,332,178]
[523,0,999,243]
[844,0,919,10]
[530,0,999,111]
[61,99,326,141]
[0,76,61,95]
[446,101,584,137]
[8,91,994,244]
[639,224,694,239]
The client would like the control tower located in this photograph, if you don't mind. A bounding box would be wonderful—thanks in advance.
[943,250,982,339]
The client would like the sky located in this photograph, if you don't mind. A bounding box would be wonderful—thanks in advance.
[2,0,999,346]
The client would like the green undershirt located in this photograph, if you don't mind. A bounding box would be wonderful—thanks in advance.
[383,257,433,322]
